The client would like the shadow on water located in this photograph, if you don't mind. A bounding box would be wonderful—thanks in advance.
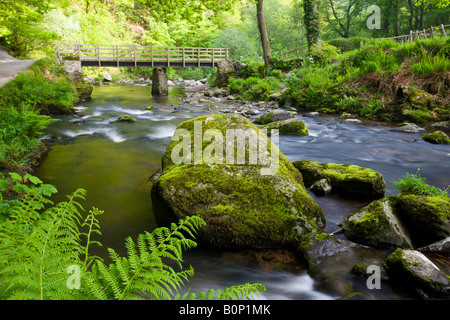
[35,84,450,300]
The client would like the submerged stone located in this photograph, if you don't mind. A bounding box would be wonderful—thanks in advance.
[383,248,450,298]
[151,114,325,249]
[342,197,413,249]
[292,160,386,200]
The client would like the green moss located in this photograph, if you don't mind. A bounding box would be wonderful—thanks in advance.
[293,160,386,199]
[116,115,136,122]
[145,106,155,110]
[422,131,450,144]
[261,118,309,136]
[396,194,450,247]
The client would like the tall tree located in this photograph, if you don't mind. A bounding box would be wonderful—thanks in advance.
[256,0,271,67]
[303,0,320,52]
[324,0,365,38]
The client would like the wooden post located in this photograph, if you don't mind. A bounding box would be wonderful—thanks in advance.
[212,48,215,67]
[76,44,81,60]
[198,48,200,67]
[97,45,101,67]
[151,47,154,67]
[116,45,119,67]
[442,24,447,37]
[182,47,185,67]
[167,47,170,67]
[226,48,229,60]
[56,44,60,61]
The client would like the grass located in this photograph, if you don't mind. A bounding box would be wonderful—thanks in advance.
[393,170,449,197]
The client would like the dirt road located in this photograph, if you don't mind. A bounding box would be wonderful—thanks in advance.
[0,48,35,87]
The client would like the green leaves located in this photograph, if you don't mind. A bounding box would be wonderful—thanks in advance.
[0,174,266,300]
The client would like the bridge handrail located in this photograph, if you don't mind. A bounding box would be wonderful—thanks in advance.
[56,43,229,67]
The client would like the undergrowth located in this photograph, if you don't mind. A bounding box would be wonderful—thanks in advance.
[0,173,266,300]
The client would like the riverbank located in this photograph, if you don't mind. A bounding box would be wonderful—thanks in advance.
[0,58,94,178]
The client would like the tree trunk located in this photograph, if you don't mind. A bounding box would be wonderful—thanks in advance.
[256,0,271,68]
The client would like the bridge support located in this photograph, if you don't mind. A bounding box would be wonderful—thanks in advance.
[152,67,168,96]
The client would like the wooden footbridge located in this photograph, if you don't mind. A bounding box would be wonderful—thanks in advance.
[56,44,229,68]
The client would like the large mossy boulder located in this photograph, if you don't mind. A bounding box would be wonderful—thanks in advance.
[151,114,325,249]
[383,248,450,298]
[342,197,412,249]
[292,160,386,200]
[260,118,309,136]
[396,194,450,247]
[254,110,295,125]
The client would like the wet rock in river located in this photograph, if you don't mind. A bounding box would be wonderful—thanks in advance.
[292,160,386,200]
[260,118,309,136]
[342,197,413,249]
[383,248,450,298]
[422,130,450,144]
[253,110,295,125]
[151,114,325,249]
[396,194,450,247]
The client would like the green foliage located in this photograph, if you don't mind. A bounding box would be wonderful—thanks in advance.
[0,106,58,168]
[0,0,57,57]
[327,37,368,52]
[212,26,259,61]
[228,76,281,101]
[0,174,266,300]
[393,170,449,197]
[0,59,78,113]
[411,54,450,75]
[269,57,303,71]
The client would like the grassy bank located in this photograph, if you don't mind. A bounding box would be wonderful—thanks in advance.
[0,58,88,177]
[226,37,450,125]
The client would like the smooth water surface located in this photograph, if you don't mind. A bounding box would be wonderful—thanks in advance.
[35,84,450,300]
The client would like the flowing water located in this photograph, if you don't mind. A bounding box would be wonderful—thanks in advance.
[34,84,450,300]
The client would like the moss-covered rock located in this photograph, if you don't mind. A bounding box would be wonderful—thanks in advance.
[260,118,309,136]
[383,248,450,298]
[254,110,295,125]
[151,114,325,249]
[117,115,136,122]
[408,87,432,109]
[422,130,450,144]
[342,197,412,248]
[292,160,386,200]
[396,194,450,246]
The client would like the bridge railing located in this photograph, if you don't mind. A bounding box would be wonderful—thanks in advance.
[56,44,229,67]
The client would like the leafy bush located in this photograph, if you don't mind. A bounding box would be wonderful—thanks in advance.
[393,170,448,197]
[0,59,78,113]
[0,107,58,168]
[0,173,266,300]
[228,76,281,101]
[327,37,369,52]
[411,54,450,75]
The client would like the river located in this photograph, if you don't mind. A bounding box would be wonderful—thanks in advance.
[34,83,450,300]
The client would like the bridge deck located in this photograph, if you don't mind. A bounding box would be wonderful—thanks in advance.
[56,44,229,68]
